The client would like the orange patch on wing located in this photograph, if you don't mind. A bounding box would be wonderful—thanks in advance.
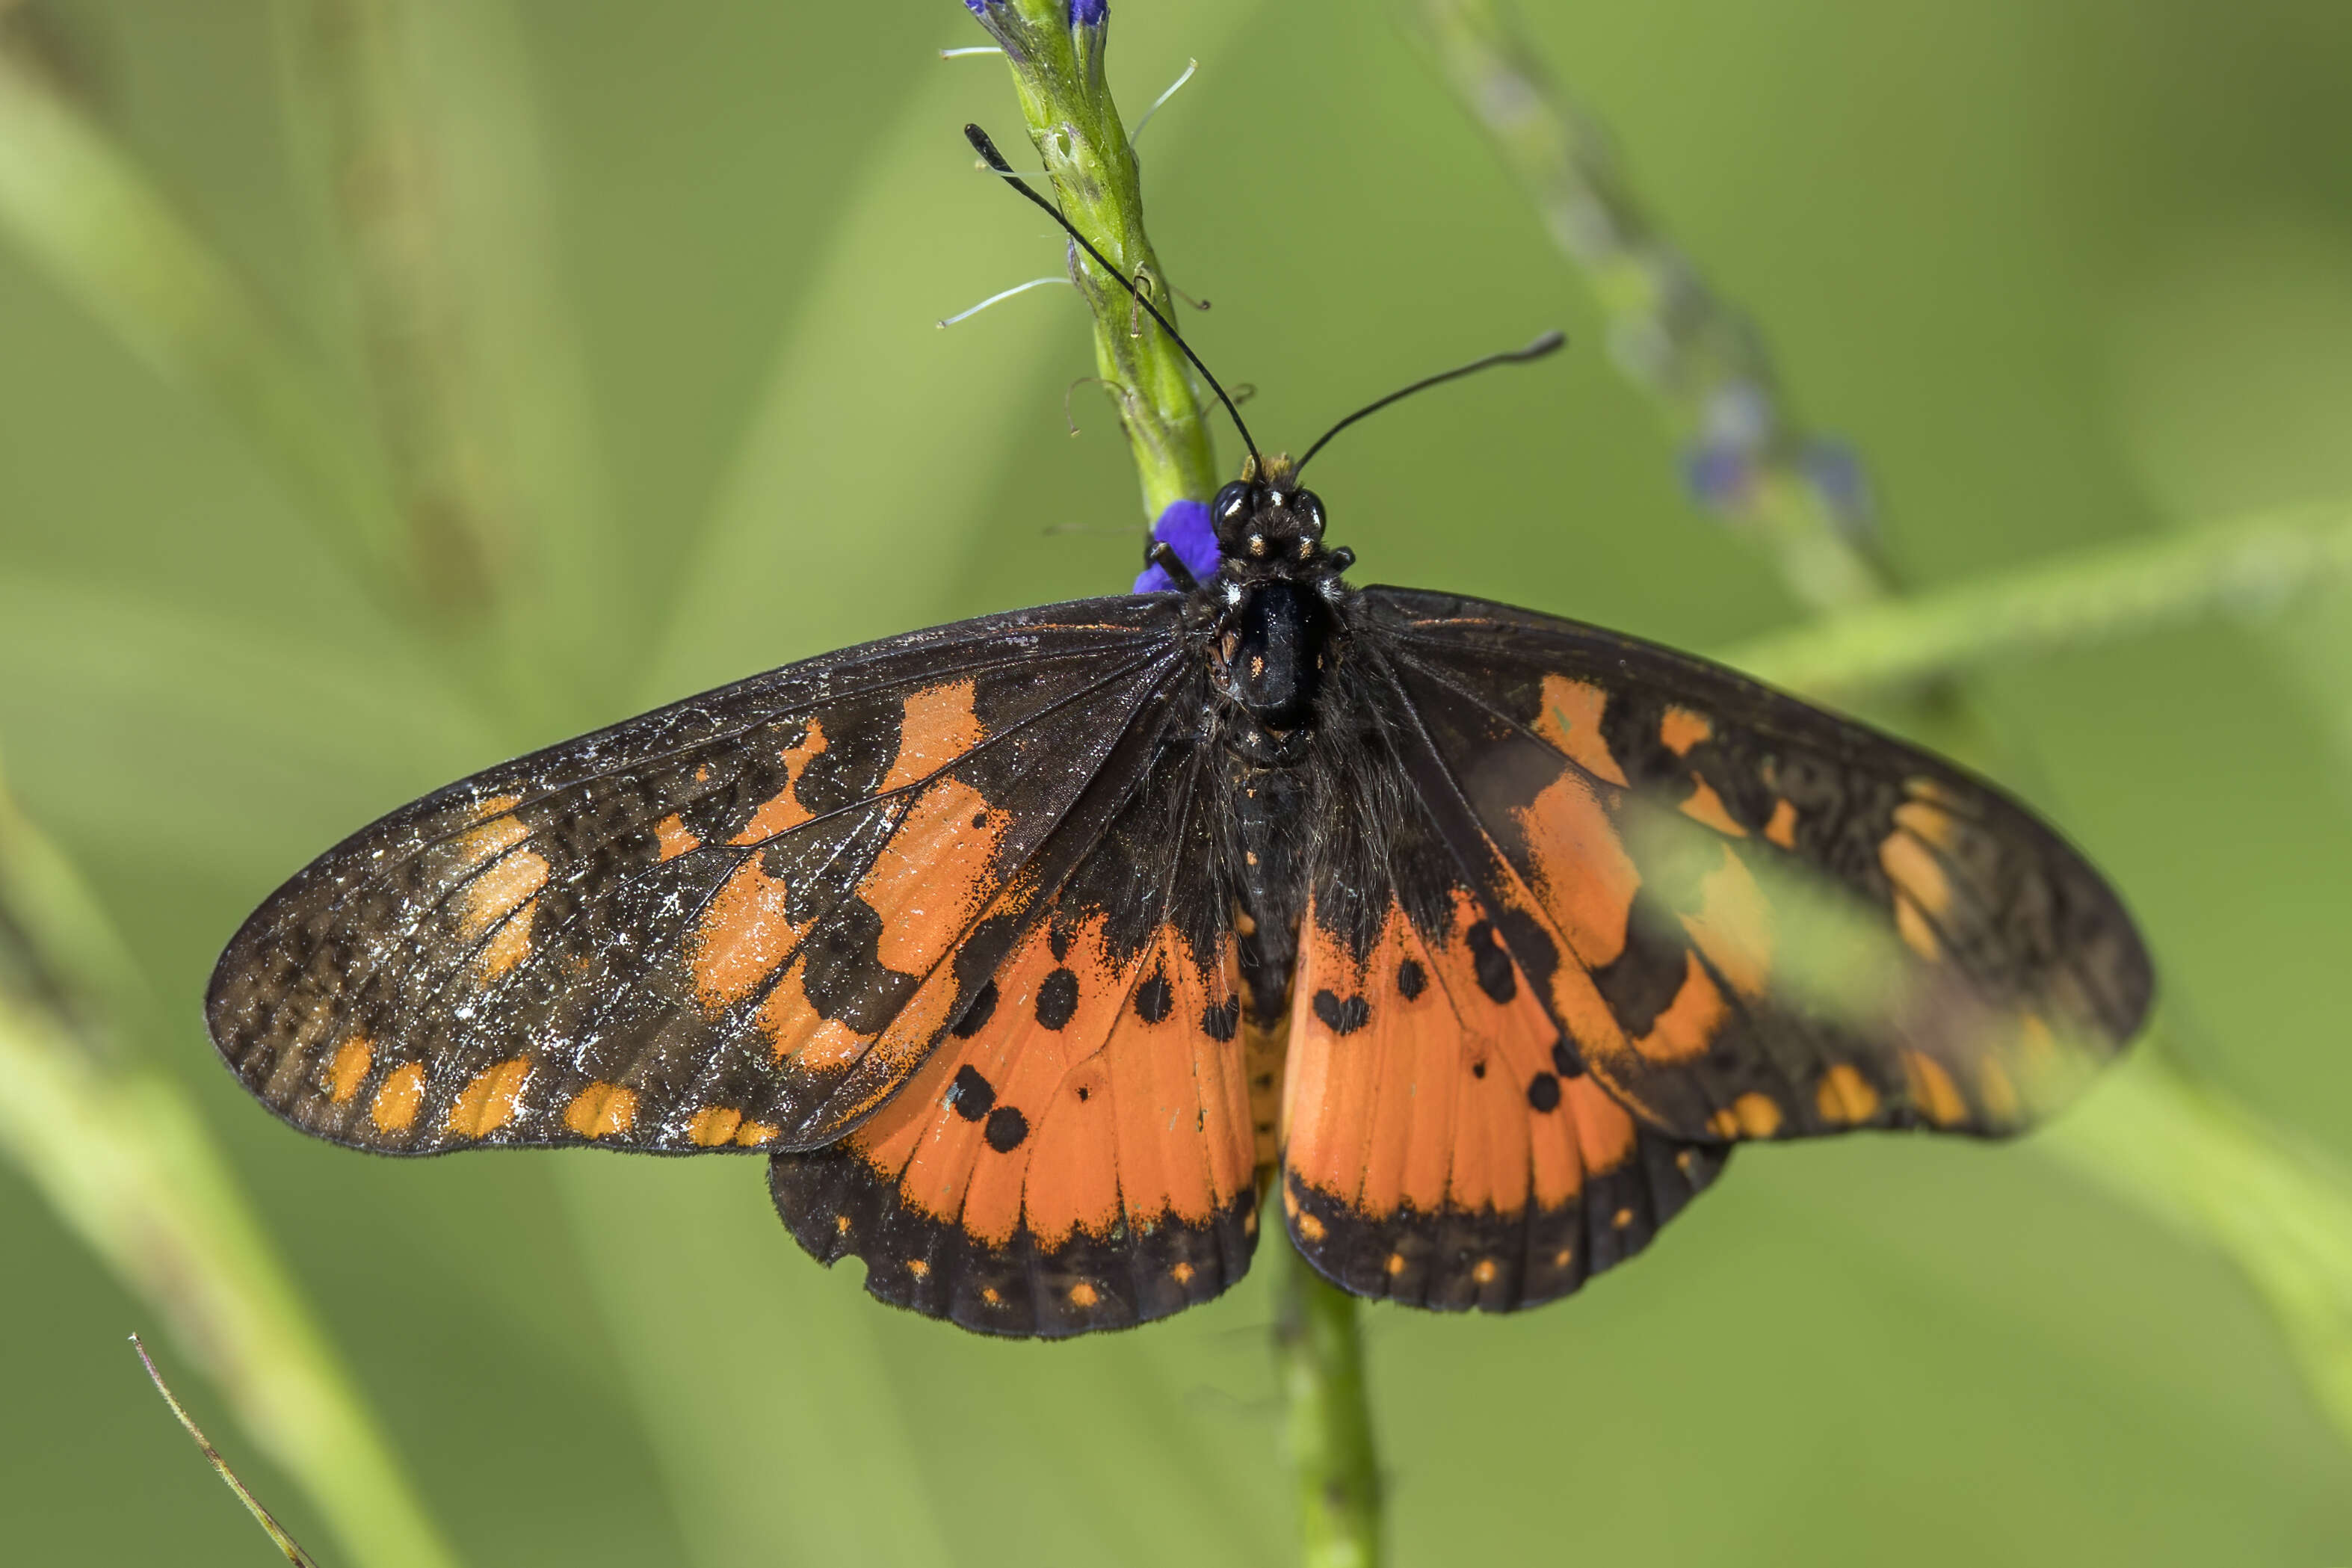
[881,679,987,792]
[734,1120,780,1147]
[844,911,1250,1259]
[563,1081,638,1139]
[1976,1058,2020,1122]
[729,720,829,845]
[454,848,548,939]
[857,778,1009,975]
[689,854,813,1012]
[1679,777,1747,836]
[1893,895,1942,961]
[447,1058,531,1138]
[1904,1052,1969,1126]
[1284,890,1593,1226]
[1068,1281,1099,1309]
[1633,952,1726,1063]
[1892,800,1960,849]
[1905,777,1962,808]
[1660,706,1712,757]
[655,813,700,861]
[1764,797,1800,850]
[1880,831,1954,919]
[1707,1092,1782,1139]
[1564,1074,1636,1173]
[478,902,535,979]
[448,812,530,874]
[1533,674,1629,787]
[1815,1062,1880,1125]
[688,1105,744,1146]
[371,1063,425,1132]
[1679,845,1773,998]
[754,961,871,1071]
[327,1037,372,1105]
[1513,770,1640,969]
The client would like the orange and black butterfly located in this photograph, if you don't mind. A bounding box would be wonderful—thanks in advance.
[206,129,2151,1339]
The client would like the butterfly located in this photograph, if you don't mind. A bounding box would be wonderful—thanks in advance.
[205,129,2152,1340]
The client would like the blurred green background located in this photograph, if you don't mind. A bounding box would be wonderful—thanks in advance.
[4,0,2352,1563]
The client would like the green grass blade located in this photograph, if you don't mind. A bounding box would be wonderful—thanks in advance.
[1717,500,2352,701]
[0,37,404,595]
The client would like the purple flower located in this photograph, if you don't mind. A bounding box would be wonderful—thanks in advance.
[1681,441,1758,516]
[1069,0,1108,25]
[963,0,989,13]
[1132,498,1218,592]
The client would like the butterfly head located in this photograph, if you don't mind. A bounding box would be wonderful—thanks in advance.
[1203,457,1355,744]
[1209,457,1356,582]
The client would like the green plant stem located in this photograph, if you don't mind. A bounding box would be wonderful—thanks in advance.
[1718,499,2352,701]
[133,1334,321,1567]
[0,36,404,593]
[973,7,1382,1559]
[1411,0,2352,1461]
[972,0,1221,523]
[1274,1238,1383,1568]
[0,771,462,1568]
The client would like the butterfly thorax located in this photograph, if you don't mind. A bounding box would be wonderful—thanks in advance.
[1200,466,1356,759]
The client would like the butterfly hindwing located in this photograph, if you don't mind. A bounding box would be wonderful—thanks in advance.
[1271,711,1724,1310]
[206,601,1193,1158]
[1361,587,2153,1147]
[770,705,1259,1336]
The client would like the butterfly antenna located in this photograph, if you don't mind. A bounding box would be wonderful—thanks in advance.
[964,123,1260,469]
[1294,330,1567,475]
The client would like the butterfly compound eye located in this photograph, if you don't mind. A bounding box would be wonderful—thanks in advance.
[1214,481,1253,528]
[1294,490,1326,538]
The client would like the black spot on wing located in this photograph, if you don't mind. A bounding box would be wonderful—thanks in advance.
[1200,996,1240,1041]
[983,1105,1029,1152]
[948,1065,995,1122]
[796,898,919,1032]
[794,700,899,816]
[1464,920,1516,1004]
[950,978,998,1039]
[1311,989,1371,1036]
[1396,957,1426,1000]
[1036,968,1079,1030]
[1135,974,1174,1024]
[1590,894,1689,1038]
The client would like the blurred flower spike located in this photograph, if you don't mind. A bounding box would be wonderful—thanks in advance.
[1132,498,1217,591]
[1679,376,1874,540]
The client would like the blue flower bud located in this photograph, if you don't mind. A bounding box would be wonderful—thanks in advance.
[1069,0,1108,25]
[1681,440,1757,516]
[1132,497,1217,592]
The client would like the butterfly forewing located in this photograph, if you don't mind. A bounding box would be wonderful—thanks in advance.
[206,601,1193,1159]
[1359,587,2153,1148]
